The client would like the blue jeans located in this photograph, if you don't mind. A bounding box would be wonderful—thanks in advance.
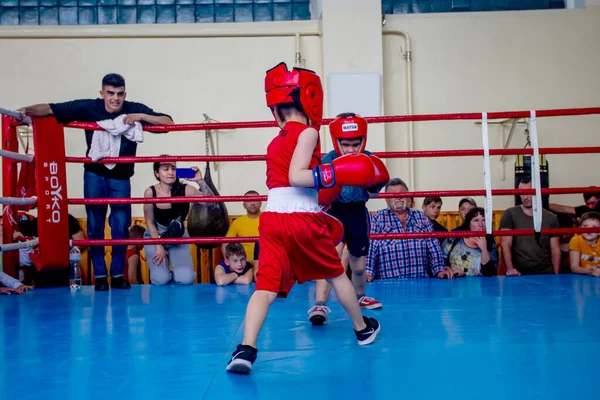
[84,170,131,278]
[143,225,195,286]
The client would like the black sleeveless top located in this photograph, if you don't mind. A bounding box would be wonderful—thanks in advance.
[151,183,190,226]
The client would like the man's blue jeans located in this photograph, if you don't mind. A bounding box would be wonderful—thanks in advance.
[84,170,131,278]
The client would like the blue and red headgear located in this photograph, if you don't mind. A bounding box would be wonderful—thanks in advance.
[265,62,323,129]
[328,113,367,156]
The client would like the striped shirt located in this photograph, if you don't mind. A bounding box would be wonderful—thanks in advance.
[366,208,445,279]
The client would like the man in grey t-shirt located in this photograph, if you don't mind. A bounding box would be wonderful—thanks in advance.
[500,178,561,276]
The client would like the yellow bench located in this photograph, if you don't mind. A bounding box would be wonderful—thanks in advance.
[76,211,507,284]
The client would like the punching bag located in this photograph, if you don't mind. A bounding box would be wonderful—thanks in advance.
[514,154,549,210]
[187,162,230,249]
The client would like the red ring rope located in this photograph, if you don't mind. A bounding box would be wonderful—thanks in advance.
[67,186,600,205]
[64,146,600,164]
[63,106,600,133]
[3,106,597,277]
[26,107,600,260]
[70,227,600,247]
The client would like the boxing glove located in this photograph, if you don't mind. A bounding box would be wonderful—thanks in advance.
[322,212,344,247]
[312,153,375,190]
[367,155,390,194]
[318,186,342,209]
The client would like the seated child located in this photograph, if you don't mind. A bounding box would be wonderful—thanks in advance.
[1,219,33,294]
[570,211,600,277]
[125,224,146,284]
[222,190,261,265]
[16,211,86,287]
[213,243,253,286]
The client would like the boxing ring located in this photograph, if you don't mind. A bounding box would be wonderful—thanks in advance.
[1,107,600,399]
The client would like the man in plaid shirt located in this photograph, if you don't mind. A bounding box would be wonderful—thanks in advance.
[366,178,454,280]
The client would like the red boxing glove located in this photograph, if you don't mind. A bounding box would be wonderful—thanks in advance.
[312,153,375,189]
[318,186,342,209]
[367,155,390,194]
[322,212,344,246]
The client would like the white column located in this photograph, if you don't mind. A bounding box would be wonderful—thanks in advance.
[320,0,386,209]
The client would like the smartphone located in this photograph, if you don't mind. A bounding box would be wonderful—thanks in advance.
[176,168,196,179]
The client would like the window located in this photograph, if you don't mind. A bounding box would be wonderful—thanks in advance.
[0,0,311,25]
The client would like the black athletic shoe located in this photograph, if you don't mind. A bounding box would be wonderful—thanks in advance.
[111,276,131,289]
[355,316,380,346]
[226,344,258,374]
[95,277,109,291]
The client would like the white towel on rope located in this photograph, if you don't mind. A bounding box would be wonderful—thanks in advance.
[88,114,144,170]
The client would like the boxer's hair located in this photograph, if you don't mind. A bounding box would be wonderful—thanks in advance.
[224,243,246,259]
[272,102,308,125]
[244,190,259,196]
[102,73,125,88]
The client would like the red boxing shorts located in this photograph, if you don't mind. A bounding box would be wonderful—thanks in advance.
[255,188,345,297]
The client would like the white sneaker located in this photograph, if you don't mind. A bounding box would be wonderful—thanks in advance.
[308,305,331,326]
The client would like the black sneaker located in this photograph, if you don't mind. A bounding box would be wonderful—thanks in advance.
[355,316,380,346]
[226,344,258,374]
[95,277,109,292]
[111,277,131,290]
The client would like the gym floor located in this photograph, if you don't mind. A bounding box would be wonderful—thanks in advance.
[1,275,599,399]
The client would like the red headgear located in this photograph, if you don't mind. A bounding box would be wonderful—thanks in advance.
[265,62,323,129]
[328,113,367,156]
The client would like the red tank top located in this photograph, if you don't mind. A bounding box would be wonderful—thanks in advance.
[266,121,321,189]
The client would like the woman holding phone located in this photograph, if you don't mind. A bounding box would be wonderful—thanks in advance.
[142,160,214,285]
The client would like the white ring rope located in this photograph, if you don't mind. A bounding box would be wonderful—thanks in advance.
[0,196,37,206]
[0,148,34,162]
[0,107,32,125]
[529,110,543,233]
[481,112,493,235]
[0,238,39,253]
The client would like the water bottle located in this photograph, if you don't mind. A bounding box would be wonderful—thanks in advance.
[69,247,82,290]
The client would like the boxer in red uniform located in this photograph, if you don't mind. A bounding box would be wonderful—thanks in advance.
[226,63,384,374]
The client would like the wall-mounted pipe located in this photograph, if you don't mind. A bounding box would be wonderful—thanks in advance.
[383,29,414,190]
[295,31,304,67]
[0,22,321,39]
